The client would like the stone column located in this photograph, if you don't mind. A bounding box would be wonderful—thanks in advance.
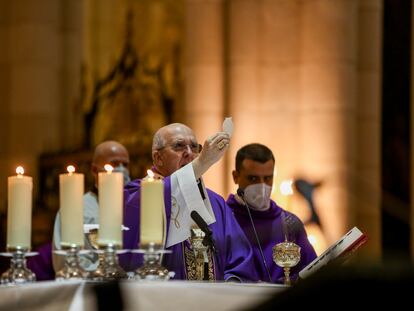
[227,0,301,196]
[299,0,358,243]
[0,0,11,213]
[4,0,63,198]
[60,0,87,148]
[355,0,382,260]
[185,0,225,195]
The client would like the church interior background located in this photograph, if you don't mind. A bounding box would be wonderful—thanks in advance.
[0,0,412,273]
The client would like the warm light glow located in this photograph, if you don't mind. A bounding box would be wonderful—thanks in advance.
[67,165,76,174]
[304,223,327,256]
[16,166,24,176]
[147,169,154,181]
[308,234,317,246]
[280,180,293,196]
[104,164,114,173]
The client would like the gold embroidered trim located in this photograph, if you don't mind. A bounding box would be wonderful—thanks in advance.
[183,242,215,281]
[171,196,180,229]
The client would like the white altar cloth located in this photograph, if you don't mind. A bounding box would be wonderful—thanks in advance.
[0,280,286,311]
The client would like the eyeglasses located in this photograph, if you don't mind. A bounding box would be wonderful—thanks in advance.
[159,141,201,153]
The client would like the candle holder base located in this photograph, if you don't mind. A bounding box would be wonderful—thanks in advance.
[55,245,87,281]
[0,248,37,285]
[133,243,174,281]
[96,244,127,281]
[85,254,105,281]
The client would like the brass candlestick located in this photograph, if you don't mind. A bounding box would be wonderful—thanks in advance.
[272,241,301,285]
[0,247,36,285]
[98,243,127,280]
[55,245,87,281]
[134,242,173,281]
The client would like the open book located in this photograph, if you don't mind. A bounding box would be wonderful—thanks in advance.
[299,226,367,279]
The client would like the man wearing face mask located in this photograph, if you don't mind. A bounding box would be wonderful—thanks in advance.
[52,140,130,273]
[84,140,131,223]
[226,143,316,283]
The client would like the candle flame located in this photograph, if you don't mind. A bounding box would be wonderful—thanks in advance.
[67,165,76,174]
[280,180,294,196]
[104,164,114,173]
[16,166,24,175]
[147,169,154,180]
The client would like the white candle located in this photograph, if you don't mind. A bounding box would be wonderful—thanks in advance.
[59,165,84,247]
[140,170,164,246]
[98,164,123,247]
[7,166,33,250]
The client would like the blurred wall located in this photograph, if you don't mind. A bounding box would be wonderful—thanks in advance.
[186,0,382,258]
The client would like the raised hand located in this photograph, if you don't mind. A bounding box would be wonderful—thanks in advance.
[192,132,230,179]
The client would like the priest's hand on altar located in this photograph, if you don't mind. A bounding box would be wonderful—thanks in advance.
[192,132,230,179]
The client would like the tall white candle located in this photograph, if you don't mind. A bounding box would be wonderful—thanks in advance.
[59,165,84,247]
[98,164,123,247]
[7,166,33,250]
[140,170,164,246]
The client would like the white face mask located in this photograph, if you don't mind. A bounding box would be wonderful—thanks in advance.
[113,164,131,185]
[244,183,272,211]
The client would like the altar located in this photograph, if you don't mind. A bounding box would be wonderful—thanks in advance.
[0,280,285,311]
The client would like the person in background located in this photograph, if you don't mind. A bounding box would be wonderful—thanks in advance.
[28,141,130,279]
[226,143,317,283]
[52,140,130,273]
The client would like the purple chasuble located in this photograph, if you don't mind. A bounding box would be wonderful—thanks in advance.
[26,241,55,281]
[121,178,258,282]
[226,194,317,283]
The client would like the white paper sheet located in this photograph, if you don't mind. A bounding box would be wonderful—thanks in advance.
[223,117,234,137]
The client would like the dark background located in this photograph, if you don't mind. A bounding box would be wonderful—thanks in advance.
[381,0,412,262]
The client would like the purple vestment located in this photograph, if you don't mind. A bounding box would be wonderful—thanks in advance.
[226,194,317,283]
[26,241,55,281]
[120,178,259,282]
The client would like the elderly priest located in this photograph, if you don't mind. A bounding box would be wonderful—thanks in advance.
[121,123,258,282]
